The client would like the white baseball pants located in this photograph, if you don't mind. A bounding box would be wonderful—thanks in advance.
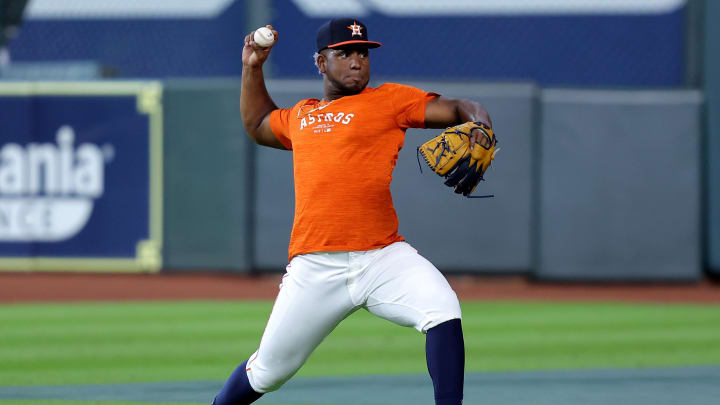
[245,241,462,393]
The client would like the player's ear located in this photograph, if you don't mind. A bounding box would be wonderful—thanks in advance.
[317,51,327,74]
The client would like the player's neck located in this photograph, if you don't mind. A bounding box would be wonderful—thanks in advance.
[324,89,364,101]
[323,81,366,101]
[324,93,344,101]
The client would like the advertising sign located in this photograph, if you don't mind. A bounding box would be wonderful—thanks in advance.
[0,82,163,272]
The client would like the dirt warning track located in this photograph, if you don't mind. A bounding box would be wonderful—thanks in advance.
[1,272,719,303]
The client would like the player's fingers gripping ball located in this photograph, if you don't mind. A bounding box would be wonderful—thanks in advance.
[418,122,498,197]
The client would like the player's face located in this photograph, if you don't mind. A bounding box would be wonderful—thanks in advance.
[321,46,370,94]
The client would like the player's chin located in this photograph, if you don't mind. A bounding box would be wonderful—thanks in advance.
[343,77,368,92]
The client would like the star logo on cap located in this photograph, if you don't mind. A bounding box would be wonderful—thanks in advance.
[347,21,363,37]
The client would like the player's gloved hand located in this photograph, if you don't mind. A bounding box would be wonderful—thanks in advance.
[242,25,279,68]
[417,121,498,197]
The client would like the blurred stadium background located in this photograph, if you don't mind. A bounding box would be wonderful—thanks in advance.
[1,0,718,281]
[2,2,720,405]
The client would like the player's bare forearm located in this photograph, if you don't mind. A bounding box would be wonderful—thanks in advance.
[240,26,286,149]
[424,96,492,129]
[240,66,277,139]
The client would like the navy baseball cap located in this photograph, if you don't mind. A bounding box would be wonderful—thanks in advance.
[316,18,382,51]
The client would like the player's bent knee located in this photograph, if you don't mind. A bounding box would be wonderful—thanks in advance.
[246,357,302,394]
[247,367,294,394]
[435,287,462,316]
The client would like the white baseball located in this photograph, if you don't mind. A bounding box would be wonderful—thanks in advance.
[253,27,275,48]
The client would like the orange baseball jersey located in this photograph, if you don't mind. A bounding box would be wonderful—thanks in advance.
[269,83,439,261]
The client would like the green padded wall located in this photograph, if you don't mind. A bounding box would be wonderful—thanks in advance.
[162,80,254,272]
[537,89,702,281]
[706,0,720,275]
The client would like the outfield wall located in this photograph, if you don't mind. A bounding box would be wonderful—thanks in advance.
[162,80,253,272]
[163,80,702,280]
[0,80,705,280]
[536,89,702,281]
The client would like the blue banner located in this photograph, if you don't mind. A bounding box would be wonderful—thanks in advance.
[0,83,163,271]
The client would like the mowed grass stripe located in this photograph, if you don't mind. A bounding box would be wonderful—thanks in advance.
[1,301,719,386]
[0,301,273,323]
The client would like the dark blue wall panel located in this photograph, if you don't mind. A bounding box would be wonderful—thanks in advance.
[271,2,686,86]
[8,1,686,86]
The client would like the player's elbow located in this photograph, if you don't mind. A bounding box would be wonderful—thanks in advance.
[242,113,273,145]
[244,125,264,144]
[244,121,287,150]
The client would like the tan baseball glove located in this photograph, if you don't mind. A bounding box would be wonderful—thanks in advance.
[417,122,498,197]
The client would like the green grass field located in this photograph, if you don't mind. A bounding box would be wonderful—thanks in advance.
[2,300,720,405]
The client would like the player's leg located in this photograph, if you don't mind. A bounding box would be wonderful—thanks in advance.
[213,253,358,404]
[426,318,465,405]
[355,241,464,405]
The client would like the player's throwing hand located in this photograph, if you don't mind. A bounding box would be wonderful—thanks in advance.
[242,25,278,68]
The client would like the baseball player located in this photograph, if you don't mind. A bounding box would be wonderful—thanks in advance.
[213,18,492,405]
